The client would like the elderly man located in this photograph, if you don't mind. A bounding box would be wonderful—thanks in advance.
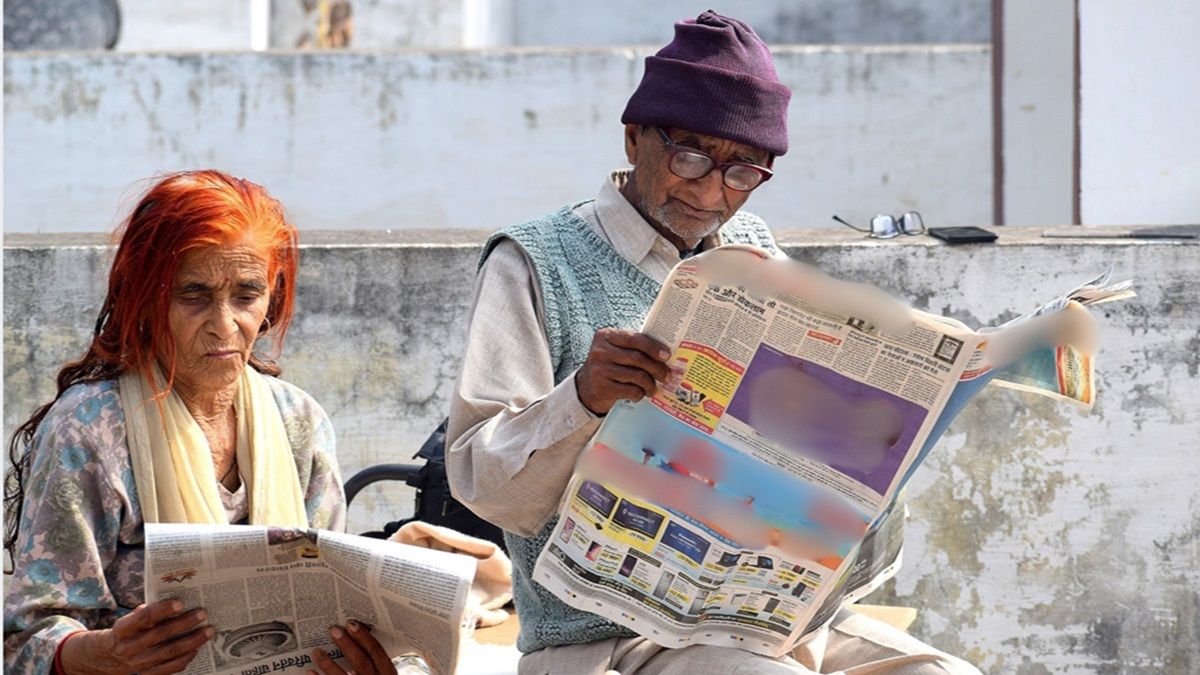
[447,11,980,675]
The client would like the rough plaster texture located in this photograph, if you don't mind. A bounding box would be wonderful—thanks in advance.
[510,0,990,46]
[5,230,1197,671]
[3,46,991,234]
[131,0,987,50]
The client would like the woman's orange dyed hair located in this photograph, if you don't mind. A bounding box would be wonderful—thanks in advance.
[5,169,299,559]
[99,169,299,382]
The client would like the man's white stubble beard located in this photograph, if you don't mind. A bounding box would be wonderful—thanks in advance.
[648,201,723,247]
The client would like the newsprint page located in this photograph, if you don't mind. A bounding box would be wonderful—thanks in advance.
[144,524,476,675]
[534,245,1133,658]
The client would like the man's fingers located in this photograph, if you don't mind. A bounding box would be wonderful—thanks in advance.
[580,365,657,412]
[588,331,671,383]
[601,364,659,398]
[600,330,671,363]
[579,331,677,414]
[346,620,394,673]
[600,346,671,383]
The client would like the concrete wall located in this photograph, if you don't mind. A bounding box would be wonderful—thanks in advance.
[5,230,1198,671]
[270,0,465,50]
[510,0,991,46]
[1079,1,1200,226]
[111,0,988,50]
[3,46,992,234]
[998,0,1075,226]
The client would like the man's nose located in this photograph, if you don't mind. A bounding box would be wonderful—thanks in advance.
[688,168,727,207]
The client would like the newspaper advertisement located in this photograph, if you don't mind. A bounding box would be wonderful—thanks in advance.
[532,245,1132,657]
[144,524,476,675]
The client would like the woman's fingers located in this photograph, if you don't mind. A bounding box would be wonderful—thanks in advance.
[139,642,208,675]
[327,625,373,674]
[317,622,396,675]
[123,607,209,656]
[110,600,184,640]
[133,625,214,672]
[345,620,394,673]
[106,601,210,673]
[310,647,348,675]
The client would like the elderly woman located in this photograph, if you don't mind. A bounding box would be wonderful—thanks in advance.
[3,171,393,675]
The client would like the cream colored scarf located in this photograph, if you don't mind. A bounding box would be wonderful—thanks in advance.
[119,365,308,527]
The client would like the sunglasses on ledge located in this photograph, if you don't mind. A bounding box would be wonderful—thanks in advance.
[832,212,927,239]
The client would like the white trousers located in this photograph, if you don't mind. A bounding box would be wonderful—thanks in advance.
[517,609,982,675]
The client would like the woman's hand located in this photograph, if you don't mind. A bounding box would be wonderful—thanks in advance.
[309,620,397,675]
[59,600,213,675]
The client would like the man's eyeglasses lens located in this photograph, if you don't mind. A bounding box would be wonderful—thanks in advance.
[657,128,771,192]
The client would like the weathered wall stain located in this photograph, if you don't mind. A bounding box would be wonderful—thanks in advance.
[4,47,991,233]
[4,232,1198,671]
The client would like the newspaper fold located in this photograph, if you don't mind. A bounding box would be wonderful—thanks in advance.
[145,524,475,675]
[533,245,1133,657]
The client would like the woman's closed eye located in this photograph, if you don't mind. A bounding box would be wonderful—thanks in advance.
[177,292,210,306]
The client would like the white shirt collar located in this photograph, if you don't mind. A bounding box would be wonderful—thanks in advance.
[593,169,726,263]
[593,170,668,266]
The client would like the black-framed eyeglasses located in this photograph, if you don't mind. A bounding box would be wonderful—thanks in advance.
[655,127,773,192]
[832,212,926,239]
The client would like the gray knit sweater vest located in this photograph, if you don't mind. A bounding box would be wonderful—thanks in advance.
[479,202,778,654]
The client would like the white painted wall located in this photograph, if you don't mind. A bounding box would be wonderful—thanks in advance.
[116,0,254,51]
[1000,0,1075,226]
[2,47,992,234]
[1079,1,1200,225]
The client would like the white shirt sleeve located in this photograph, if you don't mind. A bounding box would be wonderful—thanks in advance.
[445,238,602,537]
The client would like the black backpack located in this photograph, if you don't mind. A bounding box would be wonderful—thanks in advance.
[367,418,507,552]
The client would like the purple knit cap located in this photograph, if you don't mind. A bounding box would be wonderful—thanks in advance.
[621,10,791,156]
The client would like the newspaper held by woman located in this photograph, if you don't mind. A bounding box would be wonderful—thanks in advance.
[144,524,476,675]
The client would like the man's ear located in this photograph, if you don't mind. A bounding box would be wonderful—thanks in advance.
[623,124,642,165]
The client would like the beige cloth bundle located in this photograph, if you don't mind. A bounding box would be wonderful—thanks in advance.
[391,521,513,627]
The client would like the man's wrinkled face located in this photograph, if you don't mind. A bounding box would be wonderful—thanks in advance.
[624,124,772,249]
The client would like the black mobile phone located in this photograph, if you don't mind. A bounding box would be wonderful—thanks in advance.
[928,226,998,244]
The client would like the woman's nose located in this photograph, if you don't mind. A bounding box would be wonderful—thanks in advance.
[206,300,237,337]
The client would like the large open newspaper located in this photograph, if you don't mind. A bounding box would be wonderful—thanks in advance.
[533,245,1133,657]
[144,524,476,675]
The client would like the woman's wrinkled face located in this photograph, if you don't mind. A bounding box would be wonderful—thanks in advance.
[164,243,271,397]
